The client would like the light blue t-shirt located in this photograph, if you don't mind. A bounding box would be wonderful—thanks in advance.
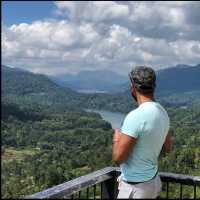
[120,101,170,182]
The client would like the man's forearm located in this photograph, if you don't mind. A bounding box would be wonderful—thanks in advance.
[160,142,173,157]
[112,140,120,165]
[112,129,121,164]
[112,129,136,165]
[112,135,125,165]
[161,133,173,156]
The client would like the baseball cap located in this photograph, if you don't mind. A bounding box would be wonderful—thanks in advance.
[129,66,156,94]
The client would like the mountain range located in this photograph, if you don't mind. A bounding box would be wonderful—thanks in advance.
[2,64,200,111]
[156,64,200,95]
[49,70,126,93]
[49,64,200,95]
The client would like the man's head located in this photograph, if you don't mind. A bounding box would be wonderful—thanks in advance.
[129,66,156,102]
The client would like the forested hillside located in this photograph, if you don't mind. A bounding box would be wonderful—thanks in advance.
[2,65,83,109]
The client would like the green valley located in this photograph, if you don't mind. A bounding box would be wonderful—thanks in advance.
[1,65,200,198]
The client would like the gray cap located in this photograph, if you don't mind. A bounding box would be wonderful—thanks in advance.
[129,66,156,94]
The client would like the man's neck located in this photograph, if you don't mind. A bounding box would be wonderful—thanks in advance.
[137,94,155,106]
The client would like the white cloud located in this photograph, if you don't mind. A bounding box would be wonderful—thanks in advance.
[55,1,129,22]
[2,1,200,76]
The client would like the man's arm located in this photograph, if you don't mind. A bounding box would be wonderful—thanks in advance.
[161,131,173,156]
[112,129,137,165]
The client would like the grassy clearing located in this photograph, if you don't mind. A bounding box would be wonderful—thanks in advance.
[1,147,40,162]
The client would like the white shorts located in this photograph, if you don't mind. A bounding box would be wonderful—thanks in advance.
[117,174,162,199]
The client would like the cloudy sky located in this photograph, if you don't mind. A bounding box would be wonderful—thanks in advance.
[2,1,200,75]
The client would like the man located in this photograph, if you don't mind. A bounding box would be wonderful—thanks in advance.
[112,66,172,199]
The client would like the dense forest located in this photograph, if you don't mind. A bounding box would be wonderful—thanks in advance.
[1,100,113,198]
[2,99,200,198]
[1,65,200,198]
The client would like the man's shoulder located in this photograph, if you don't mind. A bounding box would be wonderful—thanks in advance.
[125,107,141,120]
[127,102,168,120]
[140,102,167,113]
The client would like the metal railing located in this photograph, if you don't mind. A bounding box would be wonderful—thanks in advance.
[26,167,200,199]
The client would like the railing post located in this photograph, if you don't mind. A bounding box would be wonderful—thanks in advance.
[101,171,118,199]
[194,185,196,199]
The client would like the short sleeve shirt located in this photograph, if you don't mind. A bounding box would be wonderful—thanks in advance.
[120,101,170,182]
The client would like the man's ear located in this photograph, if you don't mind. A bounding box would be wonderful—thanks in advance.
[132,85,137,96]
[131,85,138,103]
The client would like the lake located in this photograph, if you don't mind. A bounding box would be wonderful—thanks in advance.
[85,109,126,129]
[77,89,108,94]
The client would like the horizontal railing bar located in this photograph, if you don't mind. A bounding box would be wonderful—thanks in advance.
[25,166,200,199]
[115,168,200,186]
[25,167,116,199]
[159,172,200,186]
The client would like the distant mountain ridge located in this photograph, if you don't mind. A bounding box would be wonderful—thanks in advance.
[3,64,200,96]
[1,65,31,73]
[156,64,200,95]
[49,64,200,94]
[49,69,126,93]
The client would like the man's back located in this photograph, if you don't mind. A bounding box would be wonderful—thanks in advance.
[120,101,170,182]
